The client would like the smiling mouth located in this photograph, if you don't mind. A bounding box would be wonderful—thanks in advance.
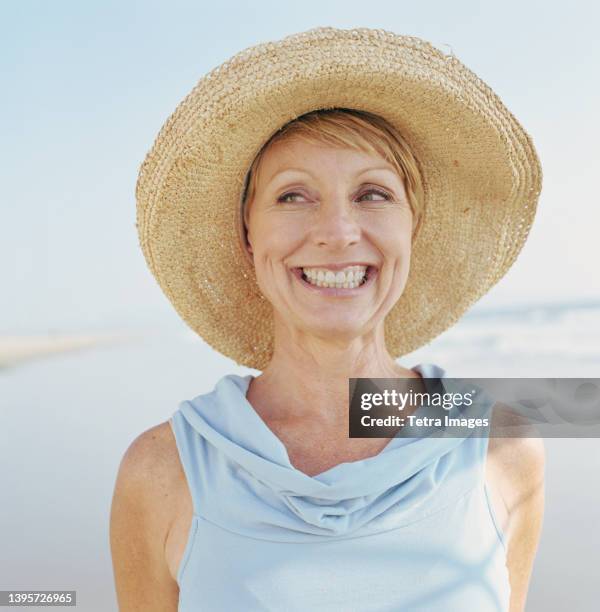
[290,265,377,293]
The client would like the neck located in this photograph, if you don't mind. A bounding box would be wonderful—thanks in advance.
[248,322,420,425]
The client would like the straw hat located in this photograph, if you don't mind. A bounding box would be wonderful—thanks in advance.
[135,26,542,371]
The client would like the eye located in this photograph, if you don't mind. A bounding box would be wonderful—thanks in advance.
[357,188,392,202]
[277,191,306,203]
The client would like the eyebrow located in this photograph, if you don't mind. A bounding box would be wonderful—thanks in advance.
[267,166,398,183]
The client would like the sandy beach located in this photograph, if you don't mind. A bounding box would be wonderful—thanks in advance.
[0,332,137,369]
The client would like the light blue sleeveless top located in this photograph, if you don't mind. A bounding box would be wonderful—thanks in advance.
[169,363,510,611]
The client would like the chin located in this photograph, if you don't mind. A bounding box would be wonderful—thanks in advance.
[298,315,372,340]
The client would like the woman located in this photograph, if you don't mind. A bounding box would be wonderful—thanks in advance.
[111,27,544,611]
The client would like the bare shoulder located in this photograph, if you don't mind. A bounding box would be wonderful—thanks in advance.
[486,402,546,612]
[113,421,186,528]
[487,403,546,497]
[110,421,184,611]
[118,420,184,490]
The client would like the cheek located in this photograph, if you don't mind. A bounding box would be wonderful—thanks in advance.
[251,217,306,261]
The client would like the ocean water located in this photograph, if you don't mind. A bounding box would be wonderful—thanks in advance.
[1,301,599,611]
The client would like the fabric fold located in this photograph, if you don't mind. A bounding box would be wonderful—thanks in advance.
[174,363,495,540]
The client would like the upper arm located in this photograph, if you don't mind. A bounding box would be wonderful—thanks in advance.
[488,405,546,612]
[110,423,180,612]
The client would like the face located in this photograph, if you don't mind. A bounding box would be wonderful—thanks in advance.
[245,137,414,342]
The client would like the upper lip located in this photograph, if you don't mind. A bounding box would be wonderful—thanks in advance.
[295,262,377,271]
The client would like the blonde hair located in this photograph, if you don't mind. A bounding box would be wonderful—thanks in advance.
[240,107,425,250]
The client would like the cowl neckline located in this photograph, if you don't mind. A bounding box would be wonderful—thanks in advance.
[227,364,458,485]
[178,364,492,510]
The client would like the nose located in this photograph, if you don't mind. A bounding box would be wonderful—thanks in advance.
[311,197,361,249]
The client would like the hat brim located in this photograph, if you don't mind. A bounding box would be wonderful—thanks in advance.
[136,27,542,370]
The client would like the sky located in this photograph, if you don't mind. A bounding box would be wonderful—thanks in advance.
[2,0,599,333]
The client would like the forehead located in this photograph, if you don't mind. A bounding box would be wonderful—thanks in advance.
[256,137,398,185]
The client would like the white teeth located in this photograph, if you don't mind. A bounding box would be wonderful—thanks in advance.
[300,265,370,289]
